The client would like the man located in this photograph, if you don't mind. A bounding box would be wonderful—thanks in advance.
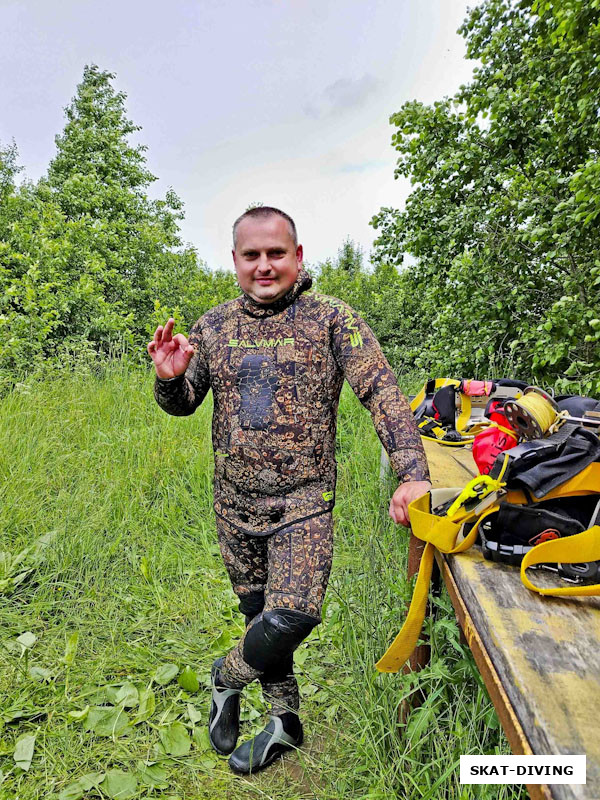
[148,207,430,774]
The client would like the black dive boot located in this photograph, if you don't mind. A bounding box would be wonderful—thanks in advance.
[208,657,241,755]
[228,712,303,774]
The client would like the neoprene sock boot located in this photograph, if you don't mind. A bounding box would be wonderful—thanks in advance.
[209,657,241,755]
[228,711,303,774]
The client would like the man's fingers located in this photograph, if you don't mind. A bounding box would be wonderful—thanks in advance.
[151,319,178,352]
[389,490,410,527]
[389,498,404,526]
[390,481,431,526]
[388,500,396,523]
[162,318,175,343]
[172,333,190,349]
[394,500,408,526]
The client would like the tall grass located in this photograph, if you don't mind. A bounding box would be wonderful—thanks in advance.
[0,361,523,799]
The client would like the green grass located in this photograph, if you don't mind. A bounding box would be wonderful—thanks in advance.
[0,360,524,799]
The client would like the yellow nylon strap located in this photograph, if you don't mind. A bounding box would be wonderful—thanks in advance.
[456,393,472,433]
[420,435,472,447]
[406,494,480,553]
[490,422,519,439]
[530,462,600,501]
[417,418,474,446]
[521,526,600,596]
[375,492,483,673]
[417,419,447,439]
[464,420,491,436]
[375,542,436,673]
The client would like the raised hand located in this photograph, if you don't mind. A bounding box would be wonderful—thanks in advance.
[147,318,195,379]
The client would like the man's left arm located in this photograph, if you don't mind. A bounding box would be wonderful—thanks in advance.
[330,302,430,525]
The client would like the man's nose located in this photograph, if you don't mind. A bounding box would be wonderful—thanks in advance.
[256,254,272,273]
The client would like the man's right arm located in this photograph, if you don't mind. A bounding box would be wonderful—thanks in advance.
[152,320,211,416]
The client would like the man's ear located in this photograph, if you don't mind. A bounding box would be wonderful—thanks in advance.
[296,244,303,266]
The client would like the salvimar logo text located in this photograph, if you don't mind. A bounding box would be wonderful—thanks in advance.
[228,338,295,348]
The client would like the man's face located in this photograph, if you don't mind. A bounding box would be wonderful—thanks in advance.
[232,215,303,305]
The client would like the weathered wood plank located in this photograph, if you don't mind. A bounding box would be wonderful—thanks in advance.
[421,439,599,799]
[422,438,478,487]
[435,551,552,800]
[447,548,600,800]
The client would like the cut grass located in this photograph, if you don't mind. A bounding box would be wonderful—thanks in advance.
[0,360,524,799]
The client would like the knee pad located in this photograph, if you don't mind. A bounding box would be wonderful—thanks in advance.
[262,653,294,684]
[243,609,319,673]
[238,590,265,625]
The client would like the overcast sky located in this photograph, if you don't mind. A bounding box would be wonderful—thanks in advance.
[1,0,475,271]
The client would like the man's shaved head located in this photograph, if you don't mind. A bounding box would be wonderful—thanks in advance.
[233,206,298,249]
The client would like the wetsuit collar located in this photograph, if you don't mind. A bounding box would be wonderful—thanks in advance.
[239,269,313,318]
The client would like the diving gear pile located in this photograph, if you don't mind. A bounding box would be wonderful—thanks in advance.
[410,377,527,446]
[379,384,600,673]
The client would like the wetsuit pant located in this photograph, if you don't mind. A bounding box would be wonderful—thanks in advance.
[216,511,333,716]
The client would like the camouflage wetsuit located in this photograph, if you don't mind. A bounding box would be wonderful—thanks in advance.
[154,269,428,714]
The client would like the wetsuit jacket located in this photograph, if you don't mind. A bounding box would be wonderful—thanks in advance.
[154,270,429,536]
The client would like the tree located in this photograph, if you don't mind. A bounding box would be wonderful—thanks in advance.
[0,141,21,208]
[0,66,239,385]
[44,64,197,338]
[336,237,364,276]
[315,240,412,369]
[316,238,367,309]
[371,0,600,393]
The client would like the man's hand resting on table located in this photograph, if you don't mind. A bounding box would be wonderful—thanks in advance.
[147,318,195,379]
[389,480,432,527]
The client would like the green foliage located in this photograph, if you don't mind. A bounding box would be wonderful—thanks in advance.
[0,141,21,207]
[315,240,425,374]
[371,0,600,394]
[0,365,518,799]
[0,66,238,386]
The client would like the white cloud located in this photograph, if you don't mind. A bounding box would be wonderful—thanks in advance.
[304,74,381,119]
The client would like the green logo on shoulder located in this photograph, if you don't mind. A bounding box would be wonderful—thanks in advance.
[322,491,334,502]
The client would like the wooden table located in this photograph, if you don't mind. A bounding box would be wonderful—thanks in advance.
[408,439,600,800]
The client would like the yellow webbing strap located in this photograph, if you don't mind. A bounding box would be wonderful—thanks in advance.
[518,462,600,595]
[521,526,600,596]
[504,462,600,507]
[417,418,447,439]
[376,540,435,674]
[456,393,471,433]
[420,435,473,447]
[464,420,491,436]
[417,417,474,447]
[375,483,499,673]
[493,422,519,440]
[530,462,600,501]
